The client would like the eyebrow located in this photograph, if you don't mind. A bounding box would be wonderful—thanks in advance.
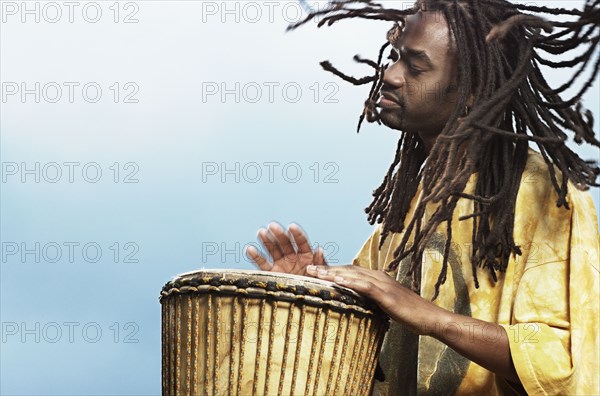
[397,46,433,68]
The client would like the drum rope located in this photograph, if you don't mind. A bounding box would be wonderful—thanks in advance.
[205,294,212,396]
[334,311,354,395]
[264,301,277,395]
[175,297,181,395]
[278,303,295,396]
[313,309,330,396]
[229,296,238,396]
[353,320,373,395]
[326,312,346,396]
[305,307,322,395]
[252,299,266,396]
[160,275,385,317]
[186,297,192,395]
[160,273,391,396]
[358,318,379,395]
[193,296,200,395]
[347,315,365,395]
[236,298,249,396]
[214,297,221,396]
[161,302,167,394]
[365,324,387,395]
[290,304,306,394]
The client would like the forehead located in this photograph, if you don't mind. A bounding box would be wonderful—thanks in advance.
[394,11,455,60]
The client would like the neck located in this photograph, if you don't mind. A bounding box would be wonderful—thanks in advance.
[418,131,439,155]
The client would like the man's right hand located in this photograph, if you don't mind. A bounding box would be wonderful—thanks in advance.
[245,222,327,276]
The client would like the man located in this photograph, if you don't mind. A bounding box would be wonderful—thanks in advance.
[246,0,600,394]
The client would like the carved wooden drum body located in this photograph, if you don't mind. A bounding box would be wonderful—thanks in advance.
[160,269,389,395]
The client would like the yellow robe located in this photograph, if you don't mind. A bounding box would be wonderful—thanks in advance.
[353,150,600,395]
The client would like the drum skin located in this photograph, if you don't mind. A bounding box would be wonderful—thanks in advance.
[160,269,389,396]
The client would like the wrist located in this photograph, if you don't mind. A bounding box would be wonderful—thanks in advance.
[413,302,452,337]
[423,306,455,338]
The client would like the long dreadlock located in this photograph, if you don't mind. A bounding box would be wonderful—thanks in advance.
[290,0,600,297]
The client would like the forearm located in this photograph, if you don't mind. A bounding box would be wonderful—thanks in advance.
[424,307,520,383]
[307,265,522,384]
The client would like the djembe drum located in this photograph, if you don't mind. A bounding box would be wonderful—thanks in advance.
[160,269,389,395]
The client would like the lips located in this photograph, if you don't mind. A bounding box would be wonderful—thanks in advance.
[378,91,403,108]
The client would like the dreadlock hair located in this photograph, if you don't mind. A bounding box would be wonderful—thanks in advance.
[289,0,600,297]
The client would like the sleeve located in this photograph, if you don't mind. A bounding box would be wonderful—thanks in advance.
[352,226,382,270]
[500,187,599,395]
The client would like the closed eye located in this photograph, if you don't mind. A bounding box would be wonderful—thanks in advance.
[388,49,423,75]
[409,65,424,75]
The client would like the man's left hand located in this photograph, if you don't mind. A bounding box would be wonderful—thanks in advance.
[306,264,442,336]
[306,264,521,383]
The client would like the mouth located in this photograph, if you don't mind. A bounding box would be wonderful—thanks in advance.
[377,92,403,109]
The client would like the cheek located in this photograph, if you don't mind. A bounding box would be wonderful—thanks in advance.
[402,80,459,127]
[404,79,452,107]
[441,83,459,105]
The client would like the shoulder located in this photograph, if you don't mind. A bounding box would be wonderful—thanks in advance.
[352,225,383,270]
[518,149,559,201]
[514,148,599,249]
[518,148,597,212]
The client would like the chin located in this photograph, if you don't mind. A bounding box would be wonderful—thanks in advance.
[379,109,404,130]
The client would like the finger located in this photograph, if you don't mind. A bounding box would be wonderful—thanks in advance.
[305,264,352,281]
[258,228,284,262]
[330,264,391,282]
[268,222,296,258]
[313,246,328,265]
[246,245,272,271]
[333,276,385,300]
[307,265,382,285]
[306,266,389,306]
[308,267,380,292]
[288,223,313,255]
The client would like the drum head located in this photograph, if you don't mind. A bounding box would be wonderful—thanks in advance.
[160,269,386,317]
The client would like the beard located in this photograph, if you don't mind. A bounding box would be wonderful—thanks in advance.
[377,106,406,131]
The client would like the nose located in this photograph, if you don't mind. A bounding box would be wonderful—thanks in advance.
[383,62,406,88]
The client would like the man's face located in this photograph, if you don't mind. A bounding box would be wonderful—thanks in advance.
[378,11,460,139]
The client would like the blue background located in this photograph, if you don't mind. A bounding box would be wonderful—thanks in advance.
[1,1,598,394]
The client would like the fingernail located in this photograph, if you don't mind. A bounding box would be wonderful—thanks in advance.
[318,269,327,276]
[334,276,346,284]
[307,265,316,272]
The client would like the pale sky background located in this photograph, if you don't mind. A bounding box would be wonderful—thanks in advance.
[1,1,598,394]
